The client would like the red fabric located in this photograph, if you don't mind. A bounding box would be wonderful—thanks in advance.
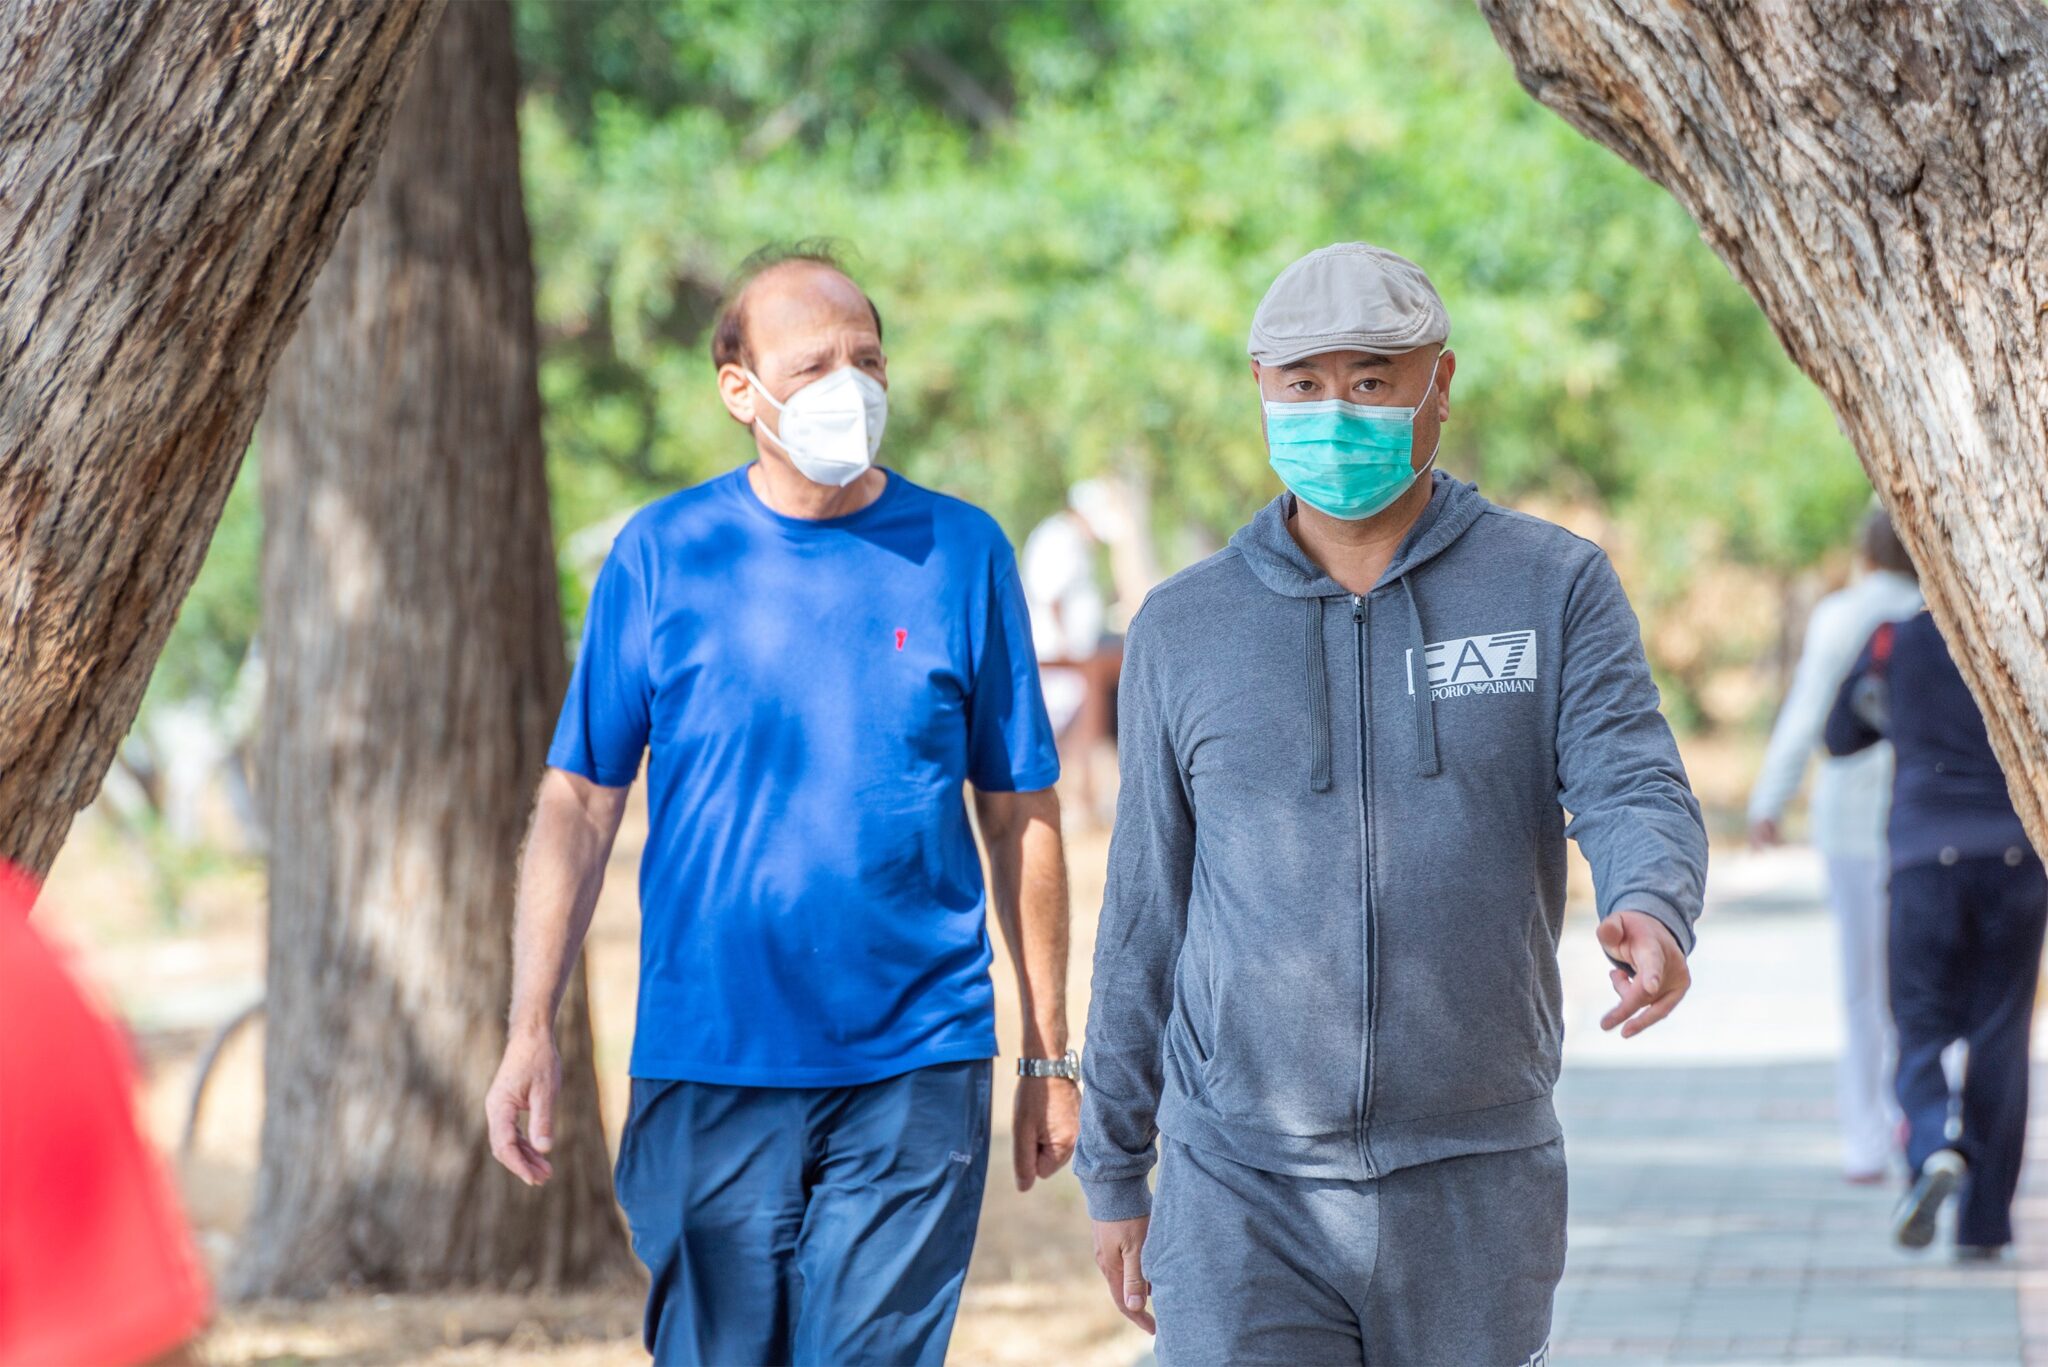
[0,861,211,1366]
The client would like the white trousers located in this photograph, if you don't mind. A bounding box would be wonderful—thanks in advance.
[1825,853,1898,1175]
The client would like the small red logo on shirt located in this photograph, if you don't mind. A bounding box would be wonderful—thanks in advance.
[894,628,908,651]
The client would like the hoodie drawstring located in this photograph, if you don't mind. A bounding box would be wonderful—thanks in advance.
[1401,575,1441,776]
[1306,596,1331,793]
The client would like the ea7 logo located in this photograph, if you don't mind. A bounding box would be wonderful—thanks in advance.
[1406,630,1539,698]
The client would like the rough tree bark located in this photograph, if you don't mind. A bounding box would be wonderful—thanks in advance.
[0,0,445,879]
[1477,1,2048,853]
[234,0,631,1296]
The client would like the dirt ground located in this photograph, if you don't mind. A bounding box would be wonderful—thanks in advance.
[44,734,1760,1366]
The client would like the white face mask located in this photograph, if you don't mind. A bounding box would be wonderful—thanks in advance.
[745,366,888,488]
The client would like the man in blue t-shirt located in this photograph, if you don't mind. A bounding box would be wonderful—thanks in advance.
[484,245,1075,1366]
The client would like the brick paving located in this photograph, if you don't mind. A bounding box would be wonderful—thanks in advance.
[1547,849,2044,1366]
[1551,1060,2034,1364]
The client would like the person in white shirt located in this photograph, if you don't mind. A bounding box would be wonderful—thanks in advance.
[1023,479,1156,826]
[1749,508,1923,1180]
[1022,483,1113,737]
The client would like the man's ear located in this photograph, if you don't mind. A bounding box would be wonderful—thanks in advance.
[716,362,756,427]
[1434,349,1456,422]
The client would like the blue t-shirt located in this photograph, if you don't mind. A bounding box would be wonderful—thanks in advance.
[548,466,1060,1086]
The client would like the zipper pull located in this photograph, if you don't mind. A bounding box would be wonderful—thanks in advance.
[1351,593,1364,624]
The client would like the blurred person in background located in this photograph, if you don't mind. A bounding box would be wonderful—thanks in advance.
[1075,242,1708,1365]
[1747,508,1922,1181]
[1022,478,1133,826]
[484,244,1073,1366]
[0,861,210,1367]
[1827,607,2046,1262]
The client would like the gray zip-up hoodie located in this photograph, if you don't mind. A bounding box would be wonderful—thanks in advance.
[1075,473,1707,1220]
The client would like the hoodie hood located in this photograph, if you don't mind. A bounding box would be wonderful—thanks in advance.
[1226,471,1489,779]
[1227,470,1486,598]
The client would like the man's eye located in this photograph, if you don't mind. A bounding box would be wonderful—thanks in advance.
[1289,380,1317,393]
[1354,378,1382,393]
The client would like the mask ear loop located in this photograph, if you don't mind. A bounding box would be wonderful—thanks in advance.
[742,368,788,415]
[1411,349,1441,418]
[742,368,793,456]
[1411,350,1445,474]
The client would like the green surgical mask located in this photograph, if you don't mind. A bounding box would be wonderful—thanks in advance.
[1263,362,1439,520]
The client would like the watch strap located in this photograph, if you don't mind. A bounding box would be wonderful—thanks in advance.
[1016,1048,1080,1080]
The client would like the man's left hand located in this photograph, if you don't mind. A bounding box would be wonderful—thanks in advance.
[1596,910,1691,1038]
[1013,1076,1079,1191]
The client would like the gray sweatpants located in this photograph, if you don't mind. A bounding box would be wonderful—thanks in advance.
[1146,1135,1566,1366]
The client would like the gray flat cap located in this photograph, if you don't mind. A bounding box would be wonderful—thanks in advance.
[1247,242,1449,364]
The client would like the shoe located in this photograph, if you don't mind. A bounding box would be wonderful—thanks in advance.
[1955,1244,2006,1264]
[1893,1148,1966,1250]
[1844,1169,1887,1186]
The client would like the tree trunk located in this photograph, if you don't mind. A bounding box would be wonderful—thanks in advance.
[0,0,444,879]
[234,0,631,1297]
[1478,0,2048,853]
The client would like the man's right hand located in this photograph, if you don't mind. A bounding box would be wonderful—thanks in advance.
[1091,1216,1155,1334]
[485,1027,560,1186]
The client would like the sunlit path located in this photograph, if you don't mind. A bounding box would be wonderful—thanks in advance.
[1551,847,2043,1365]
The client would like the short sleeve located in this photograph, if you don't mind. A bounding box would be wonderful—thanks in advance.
[965,549,1061,792]
[547,539,652,787]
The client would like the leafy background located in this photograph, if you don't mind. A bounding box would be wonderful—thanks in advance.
[155,0,1873,730]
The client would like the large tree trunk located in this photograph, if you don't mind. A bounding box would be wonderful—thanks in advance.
[234,0,631,1297]
[0,0,444,879]
[1478,1,2048,853]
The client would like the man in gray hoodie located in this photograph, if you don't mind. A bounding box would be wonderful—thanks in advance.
[1075,243,1708,1365]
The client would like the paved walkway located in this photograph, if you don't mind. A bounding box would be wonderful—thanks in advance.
[1553,1062,2031,1363]
[1549,848,2046,1365]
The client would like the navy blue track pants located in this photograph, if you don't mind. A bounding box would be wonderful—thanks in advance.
[614,1059,992,1366]
[1890,850,2047,1248]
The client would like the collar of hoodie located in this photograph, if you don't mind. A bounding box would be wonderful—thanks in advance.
[1230,473,1484,783]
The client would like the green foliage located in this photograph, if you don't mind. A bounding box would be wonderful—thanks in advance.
[148,1,1876,719]
[517,0,1871,583]
[146,453,261,709]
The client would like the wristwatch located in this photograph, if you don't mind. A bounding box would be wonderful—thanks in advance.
[1017,1049,1080,1081]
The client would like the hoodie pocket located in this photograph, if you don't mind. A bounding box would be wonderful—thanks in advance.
[1365,873,1560,1124]
[1178,906,1363,1137]
[1165,936,1217,1100]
